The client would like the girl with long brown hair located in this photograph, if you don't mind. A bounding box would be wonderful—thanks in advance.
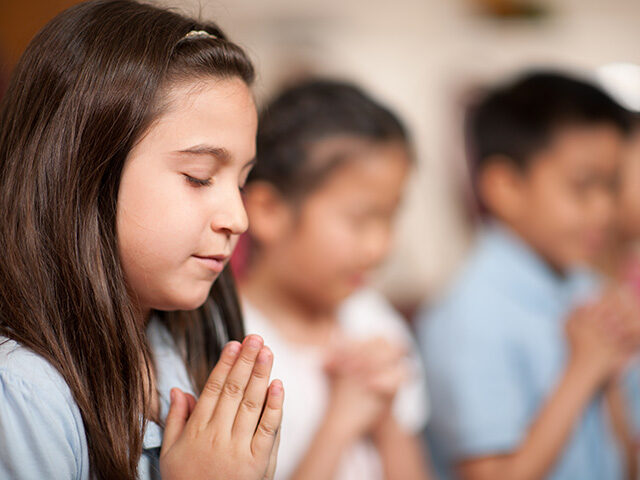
[0,1,283,479]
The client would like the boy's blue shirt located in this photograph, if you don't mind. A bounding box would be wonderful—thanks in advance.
[417,223,640,480]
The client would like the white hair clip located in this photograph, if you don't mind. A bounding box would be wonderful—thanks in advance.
[182,30,217,40]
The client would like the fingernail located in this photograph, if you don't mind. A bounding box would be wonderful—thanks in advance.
[170,388,176,403]
[257,348,272,364]
[244,335,262,349]
[271,380,283,396]
[227,342,241,356]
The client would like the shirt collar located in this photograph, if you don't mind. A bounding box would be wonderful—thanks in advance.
[478,222,599,312]
[142,317,197,451]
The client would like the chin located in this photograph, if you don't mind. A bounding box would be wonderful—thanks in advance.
[326,286,356,308]
[156,286,212,312]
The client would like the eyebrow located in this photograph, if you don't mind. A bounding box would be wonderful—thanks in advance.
[176,144,257,171]
[244,158,257,170]
[176,144,231,163]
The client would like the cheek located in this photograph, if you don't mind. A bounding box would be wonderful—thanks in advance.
[619,163,640,224]
[118,172,199,263]
[527,173,580,230]
[116,165,210,310]
[305,212,360,271]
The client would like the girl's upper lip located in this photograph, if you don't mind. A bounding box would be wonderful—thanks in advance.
[193,254,230,261]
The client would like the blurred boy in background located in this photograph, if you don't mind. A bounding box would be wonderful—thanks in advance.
[417,72,640,480]
[596,115,640,295]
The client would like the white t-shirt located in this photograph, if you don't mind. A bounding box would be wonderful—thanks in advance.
[243,288,429,480]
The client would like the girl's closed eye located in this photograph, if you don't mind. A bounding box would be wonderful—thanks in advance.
[184,173,213,187]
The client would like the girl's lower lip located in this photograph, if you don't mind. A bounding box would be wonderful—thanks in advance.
[193,256,225,273]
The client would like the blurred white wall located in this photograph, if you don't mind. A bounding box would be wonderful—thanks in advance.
[155,0,640,307]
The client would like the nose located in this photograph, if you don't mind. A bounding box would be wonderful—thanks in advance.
[210,187,249,236]
[592,187,616,228]
[362,224,393,269]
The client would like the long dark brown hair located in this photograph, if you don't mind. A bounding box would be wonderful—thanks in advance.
[0,1,252,478]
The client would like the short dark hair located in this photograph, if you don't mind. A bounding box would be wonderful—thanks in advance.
[249,79,409,199]
[466,71,631,174]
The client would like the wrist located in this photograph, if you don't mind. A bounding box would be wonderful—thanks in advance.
[322,409,360,447]
[371,408,399,444]
[566,355,608,395]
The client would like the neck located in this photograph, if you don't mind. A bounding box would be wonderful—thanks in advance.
[595,233,633,279]
[241,257,338,346]
[129,296,152,326]
[497,220,569,278]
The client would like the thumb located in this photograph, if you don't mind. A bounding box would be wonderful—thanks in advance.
[162,388,190,451]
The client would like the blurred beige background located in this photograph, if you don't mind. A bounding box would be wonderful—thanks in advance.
[3,0,640,310]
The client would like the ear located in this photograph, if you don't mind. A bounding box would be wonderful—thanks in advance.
[243,181,293,247]
[478,156,528,223]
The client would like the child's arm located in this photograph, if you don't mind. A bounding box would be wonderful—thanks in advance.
[456,355,604,480]
[372,410,432,480]
[0,369,86,479]
[457,300,631,480]
[606,379,638,480]
[290,338,411,480]
[289,368,387,480]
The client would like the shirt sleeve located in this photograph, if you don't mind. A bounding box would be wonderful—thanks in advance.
[386,315,429,434]
[0,369,85,479]
[418,298,530,461]
[621,359,640,438]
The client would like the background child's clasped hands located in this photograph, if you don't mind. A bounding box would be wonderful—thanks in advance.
[323,337,410,439]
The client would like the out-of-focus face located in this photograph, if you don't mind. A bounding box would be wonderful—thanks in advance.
[490,124,625,271]
[256,139,410,310]
[614,128,640,241]
[117,77,257,313]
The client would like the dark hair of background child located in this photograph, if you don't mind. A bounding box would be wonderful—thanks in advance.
[465,71,631,214]
[248,79,412,201]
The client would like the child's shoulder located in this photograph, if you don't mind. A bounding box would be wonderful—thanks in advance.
[417,236,531,353]
[434,254,519,324]
[0,336,88,478]
[432,225,546,318]
[339,287,408,340]
[0,336,79,412]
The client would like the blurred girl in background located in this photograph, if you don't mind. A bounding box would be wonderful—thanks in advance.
[239,79,431,480]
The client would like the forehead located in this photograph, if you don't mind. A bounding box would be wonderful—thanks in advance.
[533,123,625,174]
[305,140,410,202]
[138,76,257,158]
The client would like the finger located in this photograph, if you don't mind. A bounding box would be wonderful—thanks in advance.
[366,341,407,371]
[324,338,355,371]
[342,339,382,373]
[263,428,281,480]
[162,388,190,452]
[210,334,264,432]
[184,392,197,416]
[252,379,284,460]
[233,346,273,439]
[367,361,410,395]
[190,340,242,425]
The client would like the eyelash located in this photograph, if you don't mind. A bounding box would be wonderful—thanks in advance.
[183,174,248,195]
[184,174,212,187]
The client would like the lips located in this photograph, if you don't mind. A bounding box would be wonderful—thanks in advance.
[192,254,229,273]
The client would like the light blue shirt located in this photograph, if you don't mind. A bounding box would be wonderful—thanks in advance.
[417,224,639,480]
[0,318,196,479]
